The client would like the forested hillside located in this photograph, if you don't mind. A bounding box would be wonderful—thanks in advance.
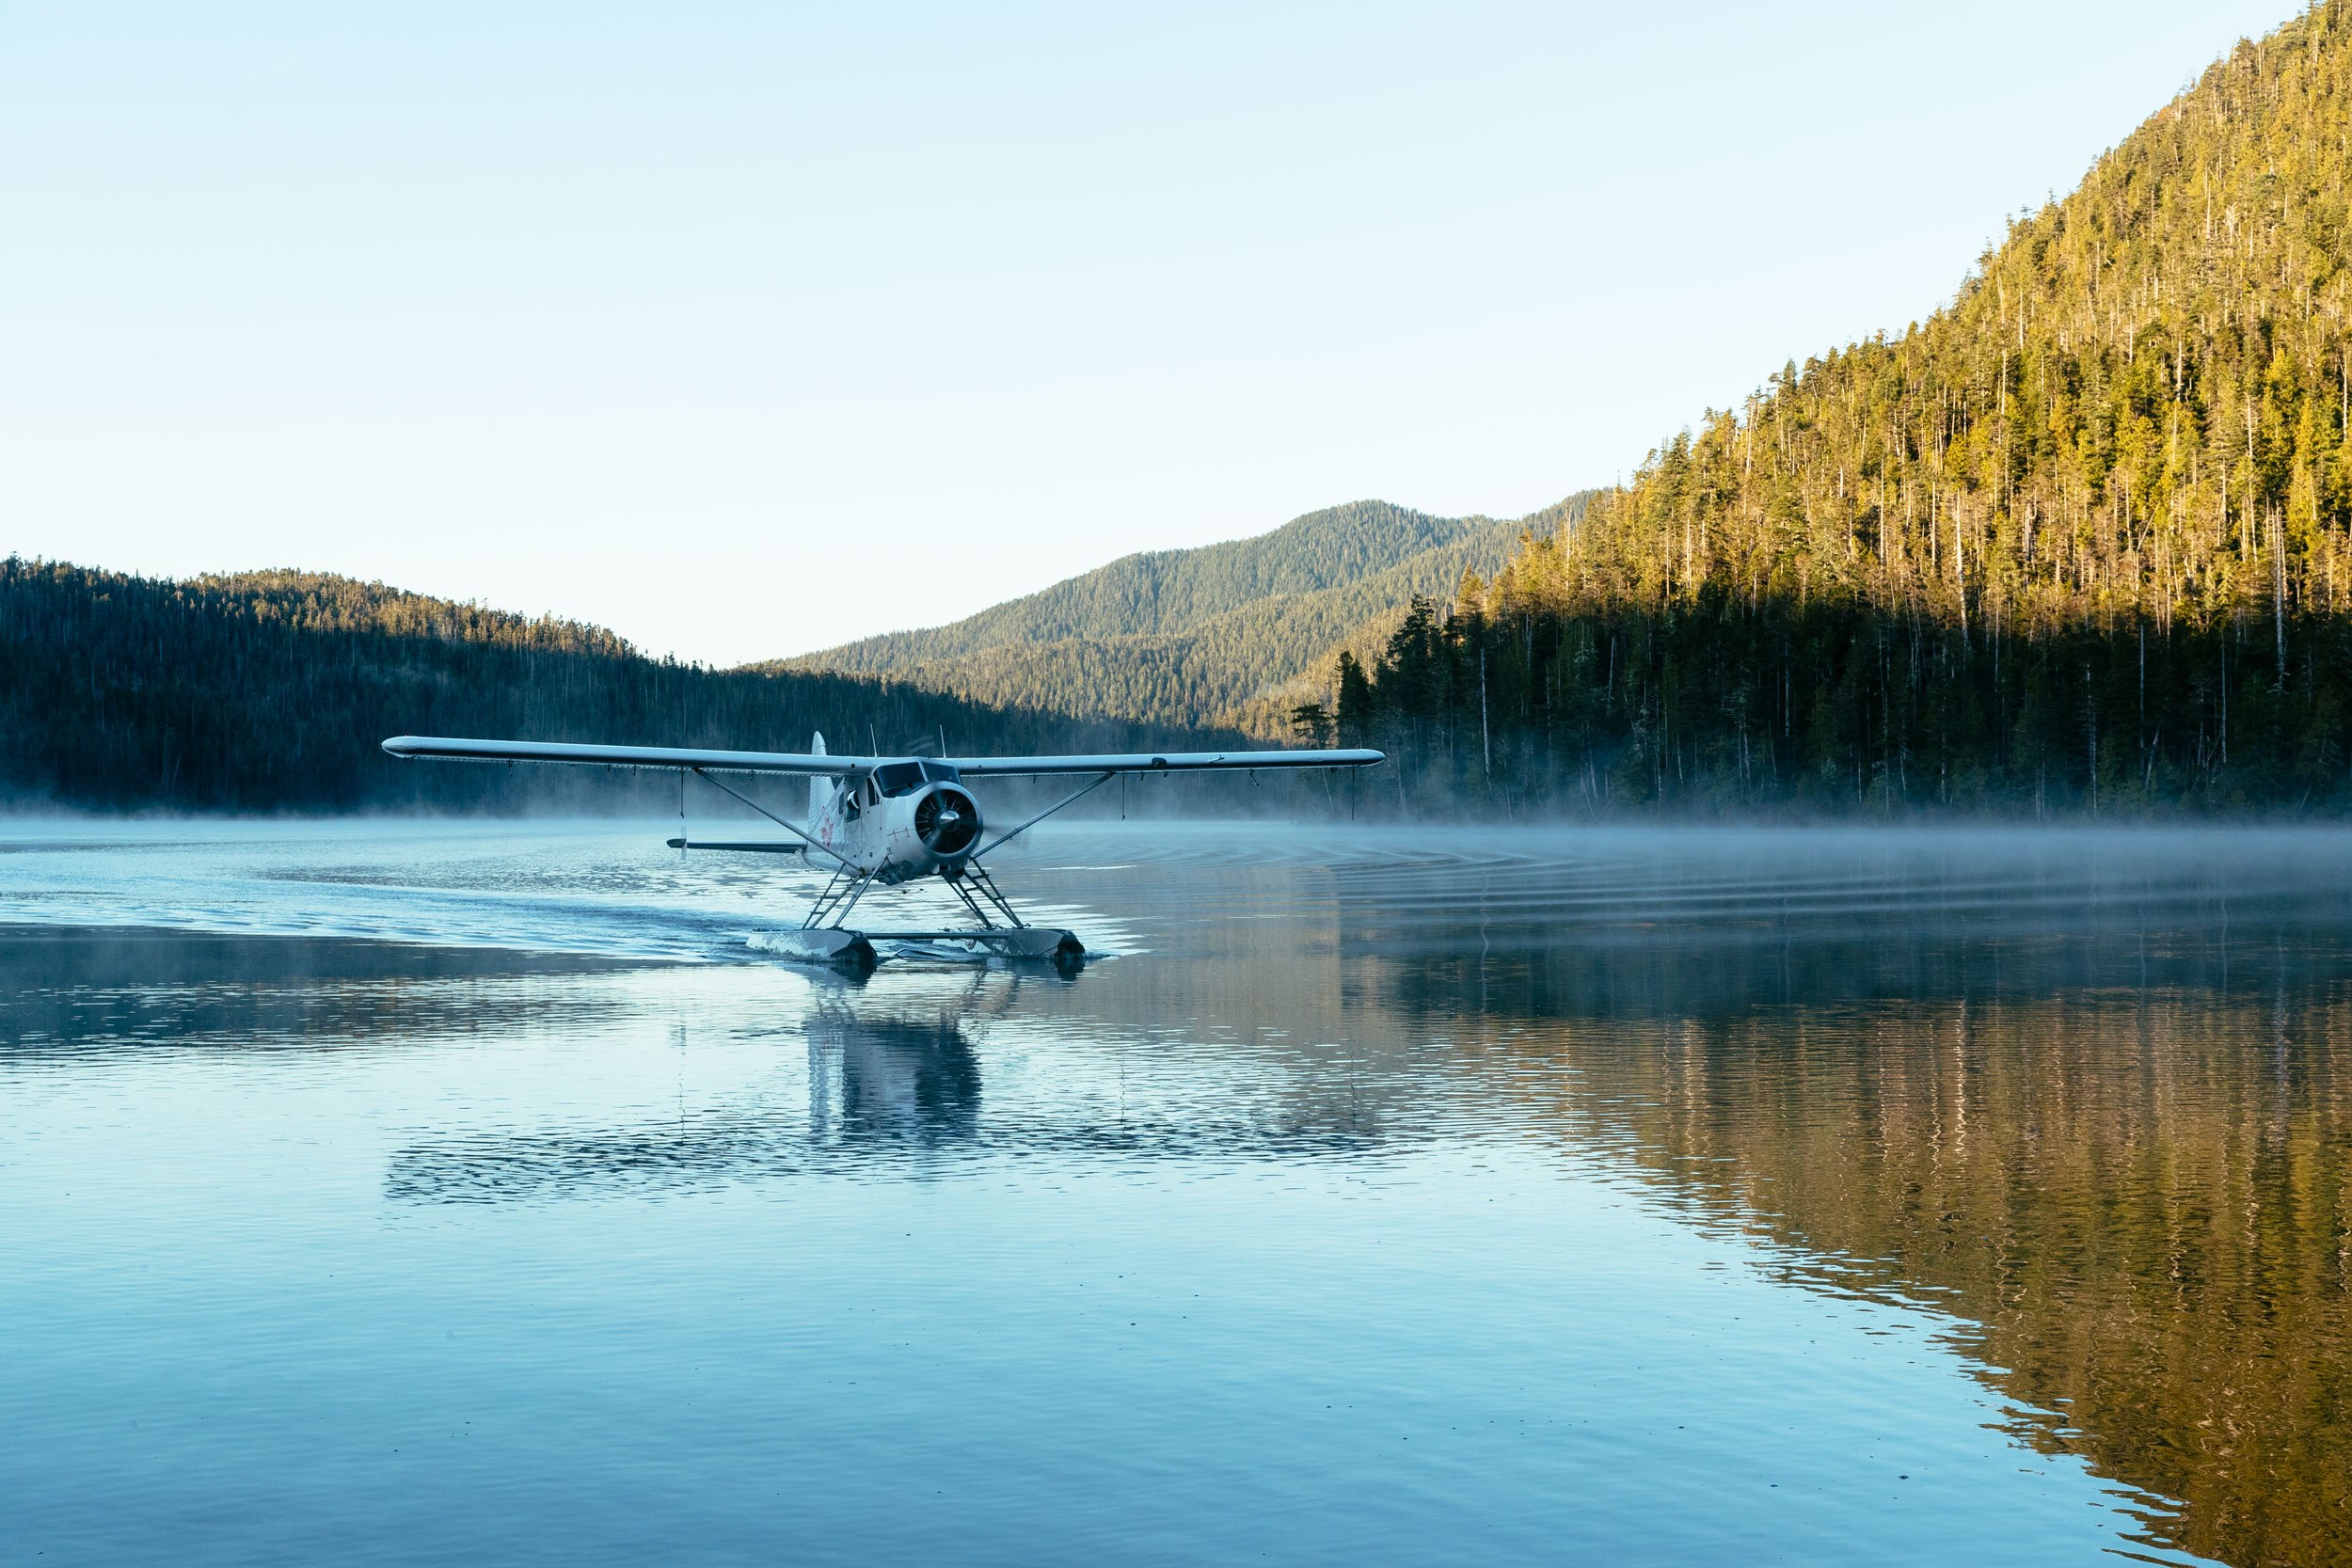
[778,495,1596,732]
[792,500,1480,669]
[1344,4,2352,813]
[0,560,1224,812]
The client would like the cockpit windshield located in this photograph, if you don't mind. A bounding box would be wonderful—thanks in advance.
[874,762,927,797]
[921,761,961,784]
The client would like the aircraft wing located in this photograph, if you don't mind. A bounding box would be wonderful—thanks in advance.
[382,736,1384,777]
[946,748,1384,776]
[381,736,863,774]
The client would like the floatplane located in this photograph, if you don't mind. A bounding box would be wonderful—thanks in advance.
[382,732,1383,970]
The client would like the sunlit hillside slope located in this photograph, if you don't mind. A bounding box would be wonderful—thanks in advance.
[1351,3,2352,812]
[773,495,1597,733]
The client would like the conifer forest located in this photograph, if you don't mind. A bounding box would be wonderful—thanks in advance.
[0,561,1213,813]
[1339,4,2352,814]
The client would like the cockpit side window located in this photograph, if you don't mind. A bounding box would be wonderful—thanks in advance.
[841,779,861,818]
[875,762,925,797]
[921,761,961,783]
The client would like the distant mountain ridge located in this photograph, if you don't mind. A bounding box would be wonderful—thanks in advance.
[771,494,1597,732]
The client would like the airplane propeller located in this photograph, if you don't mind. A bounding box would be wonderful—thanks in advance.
[916,786,980,856]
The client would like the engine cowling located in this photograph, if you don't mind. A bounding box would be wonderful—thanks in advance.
[914,784,981,859]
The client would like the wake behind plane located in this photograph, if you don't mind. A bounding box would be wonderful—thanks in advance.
[382,731,1383,970]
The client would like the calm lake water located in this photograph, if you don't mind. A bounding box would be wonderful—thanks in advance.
[5,819,2349,1567]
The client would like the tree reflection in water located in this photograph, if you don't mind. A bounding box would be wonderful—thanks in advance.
[1345,895,2352,1568]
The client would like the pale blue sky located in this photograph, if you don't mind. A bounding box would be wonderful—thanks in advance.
[0,1,2299,663]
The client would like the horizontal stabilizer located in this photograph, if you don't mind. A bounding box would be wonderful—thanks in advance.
[666,837,806,854]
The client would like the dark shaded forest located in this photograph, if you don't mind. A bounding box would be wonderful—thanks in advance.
[1327,4,2352,815]
[0,560,1225,813]
[1333,592,2352,813]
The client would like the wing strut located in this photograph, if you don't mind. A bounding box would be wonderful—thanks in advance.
[689,768,860,872]
[971,771,1114,862]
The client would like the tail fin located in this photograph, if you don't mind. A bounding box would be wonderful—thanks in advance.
[808,732,826,822]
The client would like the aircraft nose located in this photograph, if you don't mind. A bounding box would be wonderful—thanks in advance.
[916,785,981,856]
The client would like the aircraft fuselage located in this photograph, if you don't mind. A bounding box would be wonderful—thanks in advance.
[810,759,984,884]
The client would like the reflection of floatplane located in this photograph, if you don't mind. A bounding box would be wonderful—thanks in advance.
[382,981,1394,1205]
[383,730,1382,970]
[808,1003,982,1145]
[383,994,995,1203]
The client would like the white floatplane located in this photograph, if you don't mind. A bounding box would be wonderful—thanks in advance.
[382,732,1383,970]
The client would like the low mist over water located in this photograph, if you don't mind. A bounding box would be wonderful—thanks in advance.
[5,822,2348,1566]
